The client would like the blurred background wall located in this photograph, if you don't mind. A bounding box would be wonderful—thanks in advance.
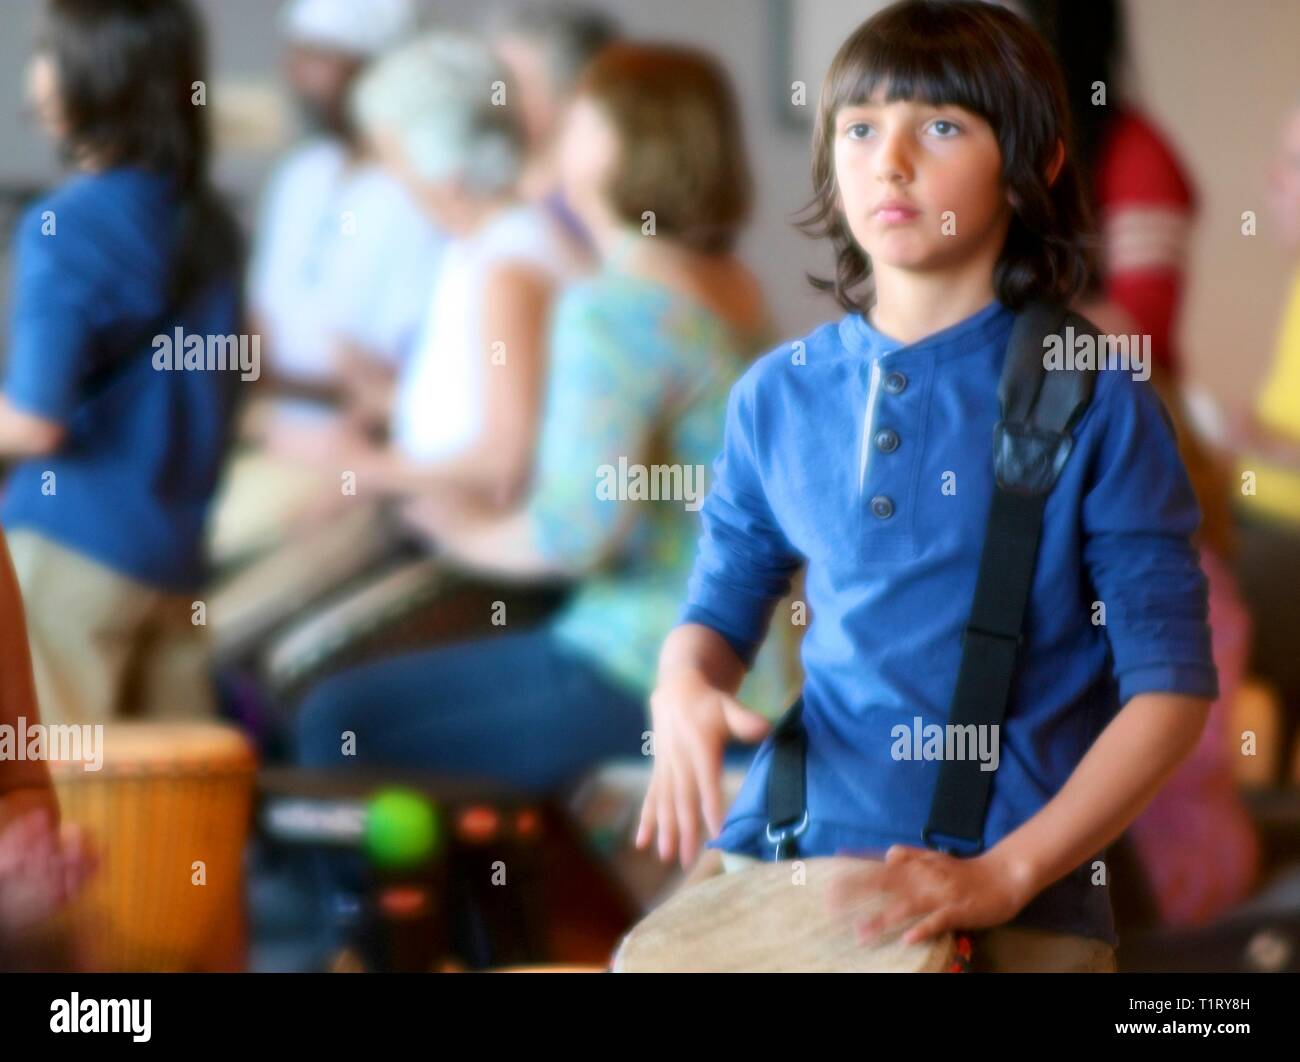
[0,0,1296,403]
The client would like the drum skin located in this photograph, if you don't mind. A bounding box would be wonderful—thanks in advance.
[613,856,959,973]
[45,722,257,972]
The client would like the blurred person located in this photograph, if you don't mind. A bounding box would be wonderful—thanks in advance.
[209,0,443,567]
[295,41,794,798]
[1228,100,1300,780]
[269,31,586,514]
[1016,0,1195,371]
[247,0,442,396]
[488,1,619,247]
[0,0,243,725]
[1121,376,1260,927]
[216,32,586,695]
[1018,0,1259,930]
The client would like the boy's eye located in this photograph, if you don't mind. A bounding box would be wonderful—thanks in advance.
[927,119,962,137]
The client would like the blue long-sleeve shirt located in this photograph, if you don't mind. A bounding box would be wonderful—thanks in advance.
[2,168,239,591]
[681,299,1217,945]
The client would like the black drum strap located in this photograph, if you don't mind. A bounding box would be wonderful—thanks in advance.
[920,487,1046,853]
[764,698,807,860]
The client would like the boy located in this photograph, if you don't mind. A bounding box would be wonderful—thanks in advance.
[636,0,1216,972]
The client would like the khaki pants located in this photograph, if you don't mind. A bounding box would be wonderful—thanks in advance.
[717,850,1117,973]
[206,445,335,569]
[6,530,215,726]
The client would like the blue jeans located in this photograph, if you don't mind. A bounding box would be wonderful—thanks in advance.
[295,628,650,791]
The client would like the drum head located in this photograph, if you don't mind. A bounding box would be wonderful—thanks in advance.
[47,721,256,778]
[614,856,956,973]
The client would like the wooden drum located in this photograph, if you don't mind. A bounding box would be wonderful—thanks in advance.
[46,722,257,972]
[613,856,970,973]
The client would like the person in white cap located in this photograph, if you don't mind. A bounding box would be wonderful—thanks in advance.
[246,0,443,395]
[210,0,444,569]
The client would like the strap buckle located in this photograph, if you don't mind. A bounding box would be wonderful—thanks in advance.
[921,826,984,857]
[765,809,809,861]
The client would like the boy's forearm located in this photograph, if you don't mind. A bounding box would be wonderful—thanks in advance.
[657,623,749,695]
[989,691,1211,903]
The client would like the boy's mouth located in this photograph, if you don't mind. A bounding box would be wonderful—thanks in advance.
[872,198,921,223]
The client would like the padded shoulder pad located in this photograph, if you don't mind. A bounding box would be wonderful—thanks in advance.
[994,303,1099,495]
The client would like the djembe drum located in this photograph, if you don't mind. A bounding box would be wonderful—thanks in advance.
[46,722,257,972]
[612,856,971,973]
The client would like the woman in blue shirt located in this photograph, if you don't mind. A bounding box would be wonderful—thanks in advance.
[0,0,243,725]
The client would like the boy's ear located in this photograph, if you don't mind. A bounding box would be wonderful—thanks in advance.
[1045,138,1066,187]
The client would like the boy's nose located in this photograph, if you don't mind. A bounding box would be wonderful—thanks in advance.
[873,130,914,183]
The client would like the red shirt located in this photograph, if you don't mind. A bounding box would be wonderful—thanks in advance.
[1094,108,1197,376]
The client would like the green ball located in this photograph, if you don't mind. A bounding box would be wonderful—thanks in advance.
[365,788,441,868]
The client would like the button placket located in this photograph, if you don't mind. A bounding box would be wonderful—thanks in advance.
[867,360,902,518]
[859,354,914,537]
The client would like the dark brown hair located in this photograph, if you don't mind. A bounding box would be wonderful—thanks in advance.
[39,0,241,308]
[800,0,1094,313]
[577,43,752,254]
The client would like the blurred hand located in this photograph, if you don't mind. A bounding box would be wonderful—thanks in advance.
[335,342,396,432]
[264,415,365,470]
[398,492,462,543]
[635,668,772,868]
[0,809,97,936]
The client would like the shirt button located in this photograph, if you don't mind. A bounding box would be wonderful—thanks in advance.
[870,495,894,519]
[882,371,907,394]
[874,428,899,453]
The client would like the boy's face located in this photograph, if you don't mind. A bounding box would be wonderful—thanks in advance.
[832,93,1011,277]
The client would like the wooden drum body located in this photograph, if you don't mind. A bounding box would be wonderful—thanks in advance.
[46,722,257,972]
[613,856,965,973]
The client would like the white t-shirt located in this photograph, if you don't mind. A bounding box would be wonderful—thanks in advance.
[247,139,445,382]
[393,204,583,462]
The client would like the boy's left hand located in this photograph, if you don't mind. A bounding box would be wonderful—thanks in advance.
[826,844,1037,946]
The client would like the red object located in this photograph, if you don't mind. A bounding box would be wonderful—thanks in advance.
[1093,108,1197,377]
[950,933,973,973]
[379,885,429,919]
[456,805,500,844]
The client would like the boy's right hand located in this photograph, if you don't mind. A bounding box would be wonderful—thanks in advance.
[635,668,772,868]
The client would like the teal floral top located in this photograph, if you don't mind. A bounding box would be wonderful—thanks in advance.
[527,267,798,715]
